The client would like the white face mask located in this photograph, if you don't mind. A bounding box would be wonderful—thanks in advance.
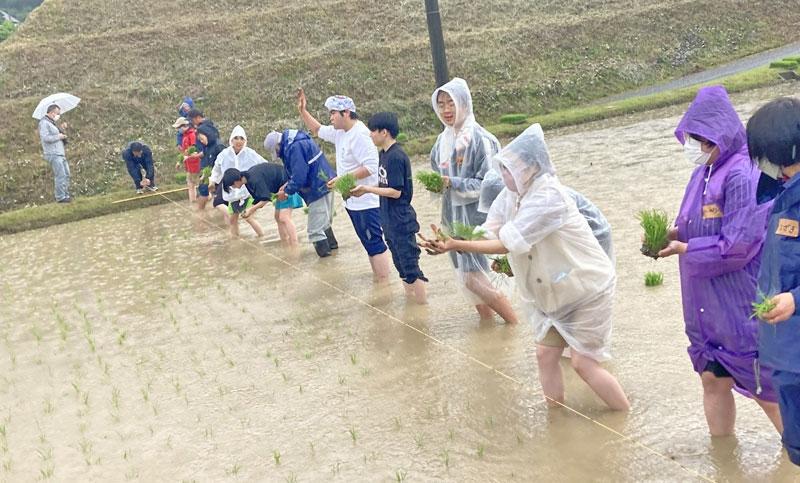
[53,114,61,122]
[684,136,711,166]
[757,157,783,180]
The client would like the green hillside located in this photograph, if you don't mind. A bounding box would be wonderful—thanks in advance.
[1,0,799,211]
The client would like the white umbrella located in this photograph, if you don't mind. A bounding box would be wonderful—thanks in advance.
[32,93,81,120]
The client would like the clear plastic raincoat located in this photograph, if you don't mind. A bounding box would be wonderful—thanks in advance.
[430,78,503,303]
[482,124,616,361]
[210,125,269,203]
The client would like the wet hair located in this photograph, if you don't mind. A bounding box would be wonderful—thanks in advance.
[222,168,243,193]
[747,97,800,167]
[367,112,400,138]
[130,141,144,153]
[46,104,60,114]
[186,108,204,120]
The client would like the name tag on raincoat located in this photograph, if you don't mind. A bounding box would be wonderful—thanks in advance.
[776,218,799,238]
[702,204,723,219]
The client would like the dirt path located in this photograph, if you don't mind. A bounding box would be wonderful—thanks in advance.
[597,41,800,104]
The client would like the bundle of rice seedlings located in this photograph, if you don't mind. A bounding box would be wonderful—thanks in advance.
[174,172,187,183]
[416,170,444,193]
[334,173,357,200]
[186,146,198,155]
[439,222,486,241]
[492,256,513,276]
[637,209,670,259]
[751,291,777,320]
[644,271,664,287]
[198,166,212,184]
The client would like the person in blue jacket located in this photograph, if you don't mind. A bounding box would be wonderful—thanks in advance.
[264,129,338,257]
[747,96,800,466]
[176,97,194,147]
[122,141,156,194]
[196,122,225,210]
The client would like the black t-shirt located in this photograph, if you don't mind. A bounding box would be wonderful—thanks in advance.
[378,143,419,234]
[243,163,288,203]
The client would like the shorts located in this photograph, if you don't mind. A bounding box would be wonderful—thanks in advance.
[703,360,733,379]
[213,186,228,208]
[227,197,253,215]
[385,230,427,285]
[197,183,209,197]
[773,370,800,466]
[346,208,387,257]
[184,155,201,174]
[274,193,304,211]
[539,326,568,348]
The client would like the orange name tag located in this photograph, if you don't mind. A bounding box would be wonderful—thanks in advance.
[702,204,723,219]
[776,218,799,238]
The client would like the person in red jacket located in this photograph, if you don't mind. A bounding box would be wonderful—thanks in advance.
[174,116,201,204]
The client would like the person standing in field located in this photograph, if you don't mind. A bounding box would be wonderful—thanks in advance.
[296,88,392,281]
[38,104,71,203]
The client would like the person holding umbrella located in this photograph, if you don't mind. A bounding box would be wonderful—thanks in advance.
[34,93,80,203]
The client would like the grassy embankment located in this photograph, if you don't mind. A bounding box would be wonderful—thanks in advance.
[1,0,800,233]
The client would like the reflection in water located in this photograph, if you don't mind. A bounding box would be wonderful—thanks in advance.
[1,85,799,481]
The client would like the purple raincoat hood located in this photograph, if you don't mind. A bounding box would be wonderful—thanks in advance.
[675,86,747,167]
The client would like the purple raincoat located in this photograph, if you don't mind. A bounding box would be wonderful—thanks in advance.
[674,86,776,402]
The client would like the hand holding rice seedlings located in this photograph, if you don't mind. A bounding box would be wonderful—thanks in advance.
[198,166,212,184]
[644,271,664,287]
[334,173,358,200]
[415,170,444,193]
[185,146,198,156]
[637,209,670,259]
[751,291,777,320]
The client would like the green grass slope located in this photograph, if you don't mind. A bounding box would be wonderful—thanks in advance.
[1,0,799,211]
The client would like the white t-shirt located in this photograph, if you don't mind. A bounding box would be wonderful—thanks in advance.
[318,121,379,211]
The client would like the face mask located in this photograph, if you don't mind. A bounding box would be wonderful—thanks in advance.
[53,114,61,122]
[757,157,783,180]
[684,137,711,166]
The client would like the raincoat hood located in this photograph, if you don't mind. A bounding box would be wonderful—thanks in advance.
[675,86,747,167]
[229,125,247,149]
[493,123,556,195]
[197,122,219,146]
[431,77,474,130]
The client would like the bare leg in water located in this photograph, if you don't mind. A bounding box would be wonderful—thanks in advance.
[464,271,518,324]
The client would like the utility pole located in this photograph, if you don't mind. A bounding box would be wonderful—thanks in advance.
[424,0,449,88]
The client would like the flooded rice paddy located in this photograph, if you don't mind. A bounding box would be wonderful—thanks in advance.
[2,85,800,482]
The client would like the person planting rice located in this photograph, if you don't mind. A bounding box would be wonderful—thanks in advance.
[420,123,628,410]
[428,77,517,324]
[173,117,200,204]
[297,88,391,280]
[264,129,339,257]
[746,96,800,465]
[658,86,782,436]
[209,125,269,236]
[221,165,302,243]
[349,112,428,304]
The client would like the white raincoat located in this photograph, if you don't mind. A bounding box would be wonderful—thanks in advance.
[483,124,616,361]
[210,125,268,204]
[430,78,503,303]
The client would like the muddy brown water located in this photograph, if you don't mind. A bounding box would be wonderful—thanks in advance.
[2,85,800,482]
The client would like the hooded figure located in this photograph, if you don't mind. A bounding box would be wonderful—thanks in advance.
[176,96,195,146]
[672,86,777,406]
[210,125,268,203]
[430,79,512,318]
[482,123,616,360]
[197,122,225,170]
